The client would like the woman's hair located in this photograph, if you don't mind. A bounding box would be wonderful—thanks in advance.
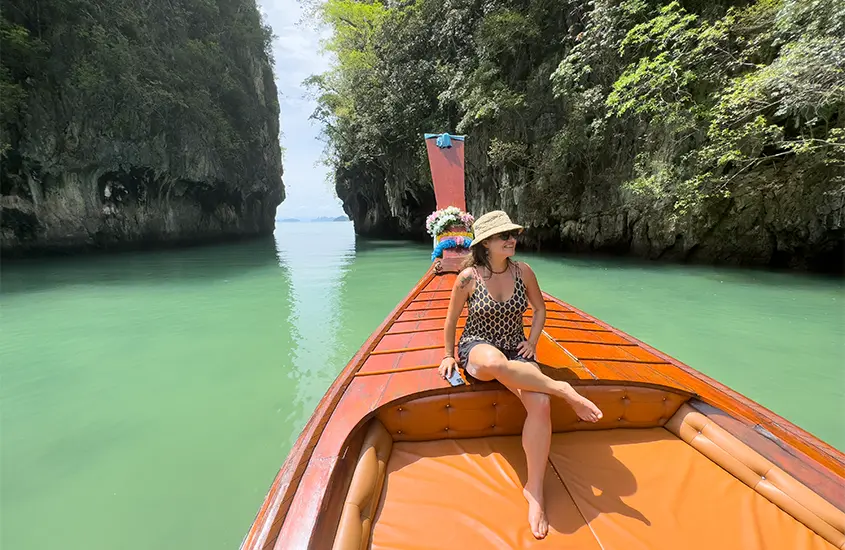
[461,242,489,270]
[461,239,513,272]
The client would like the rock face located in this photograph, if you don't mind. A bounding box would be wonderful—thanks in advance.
[1,0,283,255]
[321,0,844,273]
[337,141,844,272]
[1,134,283,254]
[484,156,845,272]
[336,161,434,241]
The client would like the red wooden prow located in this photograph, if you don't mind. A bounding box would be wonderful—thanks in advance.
[424,133,466,210]
[424,133,469,270]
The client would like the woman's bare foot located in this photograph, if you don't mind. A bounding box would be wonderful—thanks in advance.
[558,383,603,422]
[523,485,549,539]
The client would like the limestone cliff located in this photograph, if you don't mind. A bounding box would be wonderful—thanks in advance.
[317,0,844,272]
[337,140,843,272]
[1,0,284,254]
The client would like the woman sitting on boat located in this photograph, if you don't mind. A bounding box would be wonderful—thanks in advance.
[439,210,603,540]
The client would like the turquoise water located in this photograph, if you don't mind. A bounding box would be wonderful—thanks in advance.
[2,221,843,549]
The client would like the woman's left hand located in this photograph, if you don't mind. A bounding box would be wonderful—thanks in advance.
[516,340,537,360]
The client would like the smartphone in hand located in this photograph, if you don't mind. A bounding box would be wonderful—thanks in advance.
[446,366,465,387]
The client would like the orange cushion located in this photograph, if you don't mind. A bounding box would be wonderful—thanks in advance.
[548,428,837,550]
[370,436,602,549]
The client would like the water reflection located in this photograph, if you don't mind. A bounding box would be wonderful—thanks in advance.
[272,221,356,446]
[0,238,284,295]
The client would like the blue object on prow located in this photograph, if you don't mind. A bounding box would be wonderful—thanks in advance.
[424,133,466,149]
[431,236,473,262]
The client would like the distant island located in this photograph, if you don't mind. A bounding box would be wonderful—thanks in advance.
[276,216,349,223]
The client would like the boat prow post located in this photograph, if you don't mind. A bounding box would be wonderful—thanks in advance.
[423,132,472,273]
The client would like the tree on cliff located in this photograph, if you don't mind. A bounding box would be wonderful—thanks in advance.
[306,0,844,270]
[0,0,284,251]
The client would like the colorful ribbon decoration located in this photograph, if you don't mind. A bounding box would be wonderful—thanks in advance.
[431,236,473,261]
[434,231,473,246]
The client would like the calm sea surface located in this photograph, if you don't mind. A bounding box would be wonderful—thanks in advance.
[2,221,843,549]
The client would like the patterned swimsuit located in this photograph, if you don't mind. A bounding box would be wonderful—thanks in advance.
[458,262,530,364]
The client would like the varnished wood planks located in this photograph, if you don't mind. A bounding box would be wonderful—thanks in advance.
[389,317,467,333]
[559,329,629,344]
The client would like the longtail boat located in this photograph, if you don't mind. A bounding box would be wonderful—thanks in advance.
[242,133,845,550]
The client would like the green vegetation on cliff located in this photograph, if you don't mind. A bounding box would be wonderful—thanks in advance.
[1,0,284,252]
[309,0,844,270]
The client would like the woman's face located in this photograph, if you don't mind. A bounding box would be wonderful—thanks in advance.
[483,230,519,259]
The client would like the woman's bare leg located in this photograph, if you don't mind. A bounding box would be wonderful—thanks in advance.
[467,345,603,422]
[503,384,552,539]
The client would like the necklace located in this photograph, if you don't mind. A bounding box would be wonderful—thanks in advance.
[489,262,509,275]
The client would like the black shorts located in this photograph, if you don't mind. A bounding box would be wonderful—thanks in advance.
[458,339,534,367]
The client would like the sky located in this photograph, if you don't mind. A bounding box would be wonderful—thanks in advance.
[258,0,346,220]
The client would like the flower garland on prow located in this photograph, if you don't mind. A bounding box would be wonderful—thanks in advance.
[426,206,475,261]
[425,206,475,238]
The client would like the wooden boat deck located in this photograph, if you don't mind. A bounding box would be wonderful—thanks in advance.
[242,263,845,550]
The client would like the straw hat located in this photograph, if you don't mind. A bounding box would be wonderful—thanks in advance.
[469,210,524,247]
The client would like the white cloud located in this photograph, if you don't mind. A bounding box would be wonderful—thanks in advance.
[258,0,344,219]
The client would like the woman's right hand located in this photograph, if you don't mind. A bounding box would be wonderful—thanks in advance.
[438,356,458,379]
